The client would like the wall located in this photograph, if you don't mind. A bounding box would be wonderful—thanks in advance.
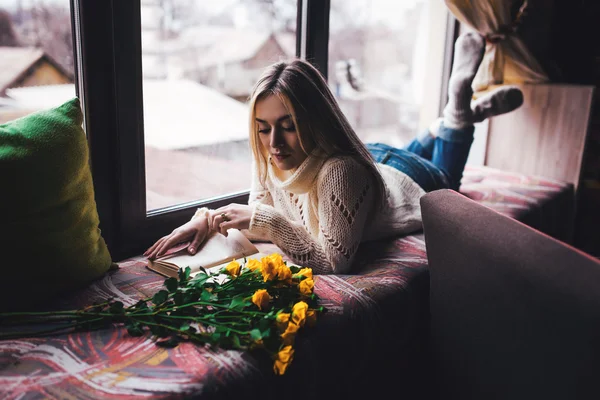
[16,60,71,88]
[548,0,600,257]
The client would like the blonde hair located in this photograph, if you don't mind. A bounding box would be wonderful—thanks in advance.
[248,59,386,205]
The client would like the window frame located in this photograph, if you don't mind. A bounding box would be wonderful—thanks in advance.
[73,0,452,261]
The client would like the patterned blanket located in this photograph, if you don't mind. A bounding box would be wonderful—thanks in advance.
[0,166,572,399]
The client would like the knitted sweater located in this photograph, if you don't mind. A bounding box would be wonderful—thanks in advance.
[246,152,426,274]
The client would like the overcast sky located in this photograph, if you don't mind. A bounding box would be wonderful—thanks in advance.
[0,0,67,10]
[1,0,430,30]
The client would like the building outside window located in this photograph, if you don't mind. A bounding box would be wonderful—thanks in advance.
[328,0,449,148]
[0,0,451,256]
[140,0,298,211]
[0,1,75,123]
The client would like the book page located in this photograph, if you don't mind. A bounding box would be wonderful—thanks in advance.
[156,229,259,272]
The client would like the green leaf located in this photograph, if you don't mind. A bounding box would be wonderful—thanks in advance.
[200,290,217,302]
[126,322,144,337]
[258,317,271,333]
[152,290,169,305]
[232,334,243,349]
[165,277,179,293]
[156,336,180,348]
[179,322,190,331]
[134,300,149,310]
[173,292,185,306]
[178,267,191,283]
[229,295,250,311]
[214,325,228,333]
[149,324,170,338]
[109,301,124,314]
[184,291,200,304]
[250,329,263,341]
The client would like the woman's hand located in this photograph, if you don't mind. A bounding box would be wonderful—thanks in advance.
[208,203,253,237]
[144,216,209,260]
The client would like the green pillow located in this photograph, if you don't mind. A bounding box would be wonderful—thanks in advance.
[0,97,113,310]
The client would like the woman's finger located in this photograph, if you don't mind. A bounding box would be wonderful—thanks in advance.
[189,229,206,255]
[145,237,166,258]
[156,234,183,257]
[207,211,217,231]
[209,212,228,233]
[219,221,232,236]
[148,239,169,259]
[145,236,166,254]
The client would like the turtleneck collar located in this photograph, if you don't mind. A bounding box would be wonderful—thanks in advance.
[267,150,327,194]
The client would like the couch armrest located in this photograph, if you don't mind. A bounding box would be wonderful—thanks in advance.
[421,189,600,400]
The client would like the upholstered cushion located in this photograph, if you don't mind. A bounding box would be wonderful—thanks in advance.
[421,189,600,400]
[0,98,113,310]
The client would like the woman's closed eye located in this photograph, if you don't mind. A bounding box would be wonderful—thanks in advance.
[281,123,296,132]
[257,123,295,134]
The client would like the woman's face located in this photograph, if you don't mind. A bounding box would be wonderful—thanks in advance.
[255,94,309,171]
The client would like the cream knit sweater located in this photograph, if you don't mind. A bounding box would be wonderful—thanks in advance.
[246,152,426,275]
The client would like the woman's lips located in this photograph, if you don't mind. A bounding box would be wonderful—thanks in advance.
[273,154,290,161]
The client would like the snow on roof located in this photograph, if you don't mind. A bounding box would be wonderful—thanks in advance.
[190,28,273,67]
[6,79,249,150]
[0,47,44,92]
[142,79,249,149]
[274,32,297,58]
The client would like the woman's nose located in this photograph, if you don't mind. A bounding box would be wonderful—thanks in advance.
[270,128,284,148]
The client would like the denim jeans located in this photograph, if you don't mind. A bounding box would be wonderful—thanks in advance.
[367,122,475,192]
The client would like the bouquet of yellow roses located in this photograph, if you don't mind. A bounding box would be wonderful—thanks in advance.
[0,253,325,375]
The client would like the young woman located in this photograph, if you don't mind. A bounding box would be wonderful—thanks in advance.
[145,32,523,274]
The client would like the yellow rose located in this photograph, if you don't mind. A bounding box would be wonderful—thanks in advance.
[224,259,241,277]
[291,301,308,327]
[276,312,290,331]
[246,258,262,272]
[273,345,295,375]
[268,253,285,268]
[277,264,292,284]
[306,309,317,327]
[298,278,314,295]
[251,289,271,310]
[294,267,313,281]
[260,256,278,282]
[281,321,299,345]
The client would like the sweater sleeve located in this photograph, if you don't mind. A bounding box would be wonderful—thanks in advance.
[248,158,374,274]
[248,158,274,208]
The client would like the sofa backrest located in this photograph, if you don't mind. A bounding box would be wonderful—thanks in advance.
[421,189,600,400]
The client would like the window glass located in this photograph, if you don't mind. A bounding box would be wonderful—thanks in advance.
[0,1,75,123]
[141,0,297,211]
[329,0,448,148]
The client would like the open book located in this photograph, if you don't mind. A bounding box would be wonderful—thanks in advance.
[146,229,263,278]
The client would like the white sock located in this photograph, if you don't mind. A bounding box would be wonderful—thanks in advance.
[428,117,443,136]
[442,32,486,129]
[471,86,524,123]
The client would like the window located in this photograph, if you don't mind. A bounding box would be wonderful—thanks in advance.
[0,1,75,124]
[328,0,450,147]
[140,0,297,211]
[72,0,453,260]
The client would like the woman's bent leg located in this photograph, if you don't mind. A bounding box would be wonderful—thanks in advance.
[367,142,450,192]
[403,128,436,160]
[431,122,475,191]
